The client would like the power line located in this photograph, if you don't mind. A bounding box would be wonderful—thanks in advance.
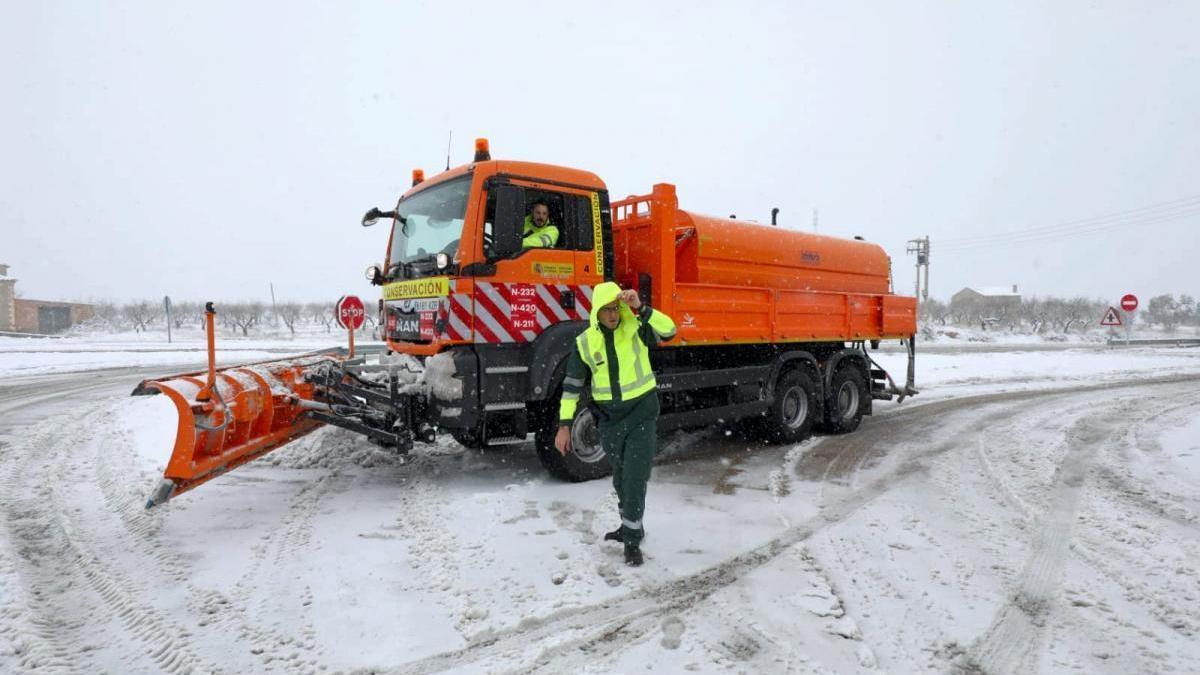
[939,208,1200,252]
[938,192,1200,244]
[938,200,1200,253]
[937,192,1200,250]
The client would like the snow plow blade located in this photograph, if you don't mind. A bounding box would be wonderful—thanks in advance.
[132,351,343,508]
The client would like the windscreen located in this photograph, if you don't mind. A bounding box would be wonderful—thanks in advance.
[388,177,471,267]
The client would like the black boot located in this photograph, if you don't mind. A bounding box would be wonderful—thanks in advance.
[624,543,643,567]
[604,528,624,543]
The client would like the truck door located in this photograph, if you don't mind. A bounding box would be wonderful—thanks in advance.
[476,183,607,343]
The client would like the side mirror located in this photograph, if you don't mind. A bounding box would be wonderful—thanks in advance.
[362,207,398,227]
[364,264,384,285]
[490,185,525,259]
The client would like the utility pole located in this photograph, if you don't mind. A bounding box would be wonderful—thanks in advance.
[812,208,819,233]
[269,282,280,328]
[906,236,930,302]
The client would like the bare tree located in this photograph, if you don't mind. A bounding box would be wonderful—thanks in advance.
[123,300,160,333]
[949,296,985,328]
[1016,297,1046,333]
[90,300,121,330]
[1058,297,1095,333]
[918,298,949,327]
[224,302,265,337]
[306,302,336,333]
[170,301,203,330]
[216,305,237,333]
[278,302,304,335]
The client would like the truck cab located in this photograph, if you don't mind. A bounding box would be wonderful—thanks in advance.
[363,142,616,453]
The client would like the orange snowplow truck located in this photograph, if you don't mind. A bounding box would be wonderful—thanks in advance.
[136,139,917,507]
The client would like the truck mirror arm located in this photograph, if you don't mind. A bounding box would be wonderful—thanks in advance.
[362,208,402,227]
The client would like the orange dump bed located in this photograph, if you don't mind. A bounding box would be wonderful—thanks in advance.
[612,184,916,345]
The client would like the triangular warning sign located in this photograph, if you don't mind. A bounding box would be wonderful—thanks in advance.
[1100,306,1122,326]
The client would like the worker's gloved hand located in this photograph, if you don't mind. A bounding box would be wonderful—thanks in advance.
[618,289,641,310]
[554,425,572,455]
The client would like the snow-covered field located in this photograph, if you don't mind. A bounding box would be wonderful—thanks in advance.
[0,331,373,376]
[1,338,1199,673]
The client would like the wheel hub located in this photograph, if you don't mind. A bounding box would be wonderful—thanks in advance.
[570,411,606,464]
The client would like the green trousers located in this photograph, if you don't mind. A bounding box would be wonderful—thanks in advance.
[598,391,660,547]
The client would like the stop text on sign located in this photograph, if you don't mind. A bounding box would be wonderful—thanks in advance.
[336,295,366,330]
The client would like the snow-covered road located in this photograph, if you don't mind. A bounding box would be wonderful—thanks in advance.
[1,345,1199,674]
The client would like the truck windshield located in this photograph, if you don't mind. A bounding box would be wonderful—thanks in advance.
[388,177,471,269]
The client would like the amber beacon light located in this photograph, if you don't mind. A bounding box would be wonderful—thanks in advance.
[474,137,491,162]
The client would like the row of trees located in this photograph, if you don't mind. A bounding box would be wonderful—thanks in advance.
[79,293,1200,336]
[920,293,1200,333]
[1142,294,1199,331]
[86,300,375,336]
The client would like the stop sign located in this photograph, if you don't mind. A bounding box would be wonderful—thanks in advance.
[336,295,365,330]
[1120,294,1138,312]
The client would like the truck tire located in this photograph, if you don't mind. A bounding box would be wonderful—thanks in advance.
[451,428,486,450]
[824,365,867,434]
[764,368,819,443]
[535,400,612,482]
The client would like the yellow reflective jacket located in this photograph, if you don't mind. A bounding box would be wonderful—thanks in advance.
[558,281,676,422]
[522,215,559,248]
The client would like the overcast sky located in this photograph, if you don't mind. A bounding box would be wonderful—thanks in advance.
[3,1,1197,307]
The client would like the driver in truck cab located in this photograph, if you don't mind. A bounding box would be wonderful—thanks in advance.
[555,282,676,566]
[521,200,559,248]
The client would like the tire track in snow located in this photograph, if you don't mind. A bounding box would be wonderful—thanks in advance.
[0,402,223,674]
[95,403,326,672]
[2,380,326,674]
[959,384,1200,674]
[388,374,1200,674]
[1100,397,1200,529]
[387,392,1061,672]
[1062,389,1200,650]
[806,391,1064,672]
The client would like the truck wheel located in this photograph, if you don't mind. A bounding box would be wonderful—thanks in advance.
[451,428,486,450]
[824,365,867,434]
[535,405,612,482]
[764,368,818,443]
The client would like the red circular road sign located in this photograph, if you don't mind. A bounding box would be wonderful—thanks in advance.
[336,295,366,330]
[1120,294,1139,312]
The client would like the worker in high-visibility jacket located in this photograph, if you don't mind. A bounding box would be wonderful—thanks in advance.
[555,281,676,566]
[521,201,559,248]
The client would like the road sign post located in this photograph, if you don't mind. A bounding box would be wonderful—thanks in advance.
[163,295,173,344]
[336,295,366,358]
[1120,294,1138,345]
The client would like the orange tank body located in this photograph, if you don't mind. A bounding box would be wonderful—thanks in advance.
[612,185,915,346]
[674,212,892,294]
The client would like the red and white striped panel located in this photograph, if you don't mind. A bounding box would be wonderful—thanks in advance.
[468,282,593,343]
[439,291,473,342]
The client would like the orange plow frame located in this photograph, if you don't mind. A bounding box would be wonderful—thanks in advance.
[134,303,353,507]
[134,352,343,507]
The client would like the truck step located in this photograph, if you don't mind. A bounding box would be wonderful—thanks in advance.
[485,435,532,446]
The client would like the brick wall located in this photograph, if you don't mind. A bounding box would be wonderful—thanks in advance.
[13,299,96,334]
